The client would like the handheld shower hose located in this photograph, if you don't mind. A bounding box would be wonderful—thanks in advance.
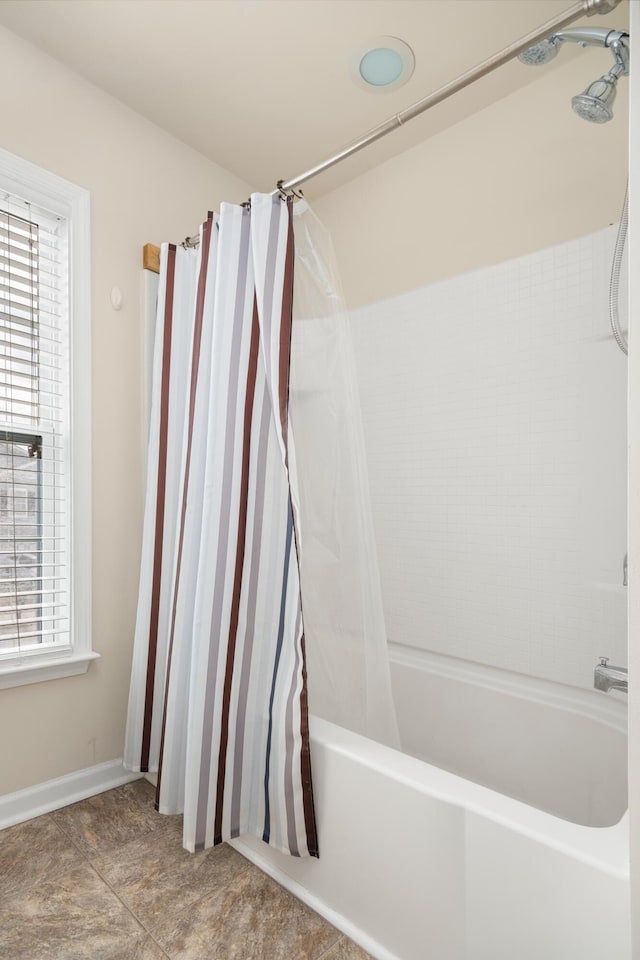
[610,182,628,356]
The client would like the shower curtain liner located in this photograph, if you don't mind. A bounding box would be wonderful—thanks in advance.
[125,194,317,857]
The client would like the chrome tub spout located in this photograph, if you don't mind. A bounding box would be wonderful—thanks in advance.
[594,657,628,694]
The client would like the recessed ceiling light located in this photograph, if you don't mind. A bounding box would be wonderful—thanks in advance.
[351,37,415,92]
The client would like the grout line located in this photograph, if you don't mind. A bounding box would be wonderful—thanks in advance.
[315,934,346,960]
[88,836,255,955]
[44,790,353,959]
[88,861,173,959]
[46,810,91,860]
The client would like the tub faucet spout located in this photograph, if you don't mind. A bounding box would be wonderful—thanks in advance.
[594,657,628,694]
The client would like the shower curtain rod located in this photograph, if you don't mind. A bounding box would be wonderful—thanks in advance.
[273,0,621,195]
[143,0,620,262]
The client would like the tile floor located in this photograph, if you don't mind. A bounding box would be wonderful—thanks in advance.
[0,780,373,960]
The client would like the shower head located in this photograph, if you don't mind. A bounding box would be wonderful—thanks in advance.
[518,38,561,66]
[518,28,627,65]
[572,70,619,122]
[517,26,629,123]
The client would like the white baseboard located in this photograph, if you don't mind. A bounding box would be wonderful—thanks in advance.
[0,759,142,830]
[229,838,400,960]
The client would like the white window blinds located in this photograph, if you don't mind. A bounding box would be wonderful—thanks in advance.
[0,199,69,657]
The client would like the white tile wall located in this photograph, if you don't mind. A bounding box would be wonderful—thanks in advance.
[350,227,627,690]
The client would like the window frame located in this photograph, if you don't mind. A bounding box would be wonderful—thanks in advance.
[0,148,94,689]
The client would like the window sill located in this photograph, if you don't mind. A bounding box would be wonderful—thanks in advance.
[0,652,101,690]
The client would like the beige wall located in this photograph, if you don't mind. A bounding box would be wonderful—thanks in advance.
[314,53,629,309]
[0,26,251,795]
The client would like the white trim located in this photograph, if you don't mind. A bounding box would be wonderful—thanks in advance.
[69,169,92,665]
[229,837,402,960]
[388,642,628,736]
[0,147,93,688]
[0,651,99,690]
[0,758,141,830]
[0,147,89,219]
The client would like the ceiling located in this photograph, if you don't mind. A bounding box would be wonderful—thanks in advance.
[0,0,630,198]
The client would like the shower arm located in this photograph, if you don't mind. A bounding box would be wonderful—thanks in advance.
[271,0,623,196]
[549,28,629,72]
[552,27,627,47]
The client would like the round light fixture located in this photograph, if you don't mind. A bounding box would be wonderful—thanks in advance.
[351,37,415,92]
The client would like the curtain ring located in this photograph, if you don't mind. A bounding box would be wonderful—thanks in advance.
[181,234,199,250]
[276,181,304,202]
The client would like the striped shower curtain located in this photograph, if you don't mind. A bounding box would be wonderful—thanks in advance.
[124,194,318,858]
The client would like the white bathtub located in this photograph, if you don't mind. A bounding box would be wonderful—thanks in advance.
[231,646,630,960]
[391,644,628,828]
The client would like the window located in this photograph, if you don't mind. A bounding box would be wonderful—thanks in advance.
[0,149,93,688]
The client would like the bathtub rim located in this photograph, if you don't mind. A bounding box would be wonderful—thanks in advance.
[306,714,629,881]
[388,641,628,736]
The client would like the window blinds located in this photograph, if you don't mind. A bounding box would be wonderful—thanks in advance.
[0,200,69,657]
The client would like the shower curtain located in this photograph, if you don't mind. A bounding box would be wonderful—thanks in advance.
[125,192,397,859]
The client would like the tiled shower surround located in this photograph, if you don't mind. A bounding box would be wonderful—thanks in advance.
[351,227,627,691]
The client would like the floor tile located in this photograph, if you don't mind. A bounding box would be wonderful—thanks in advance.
[121,777,158,810]
[151,865,342,960]
[0,788,372,960]
[0,861,147,960]
[320,936,375,960]
[0,814,85,900]
[120,779,185,837]
[125,937,171,959]
[51,783,162,857]
[93,830,251,932]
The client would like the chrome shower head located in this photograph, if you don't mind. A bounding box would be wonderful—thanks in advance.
[519,28,627,64]
[518,38,561,65]
[572,69,619,122]
[518,25,629,123]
